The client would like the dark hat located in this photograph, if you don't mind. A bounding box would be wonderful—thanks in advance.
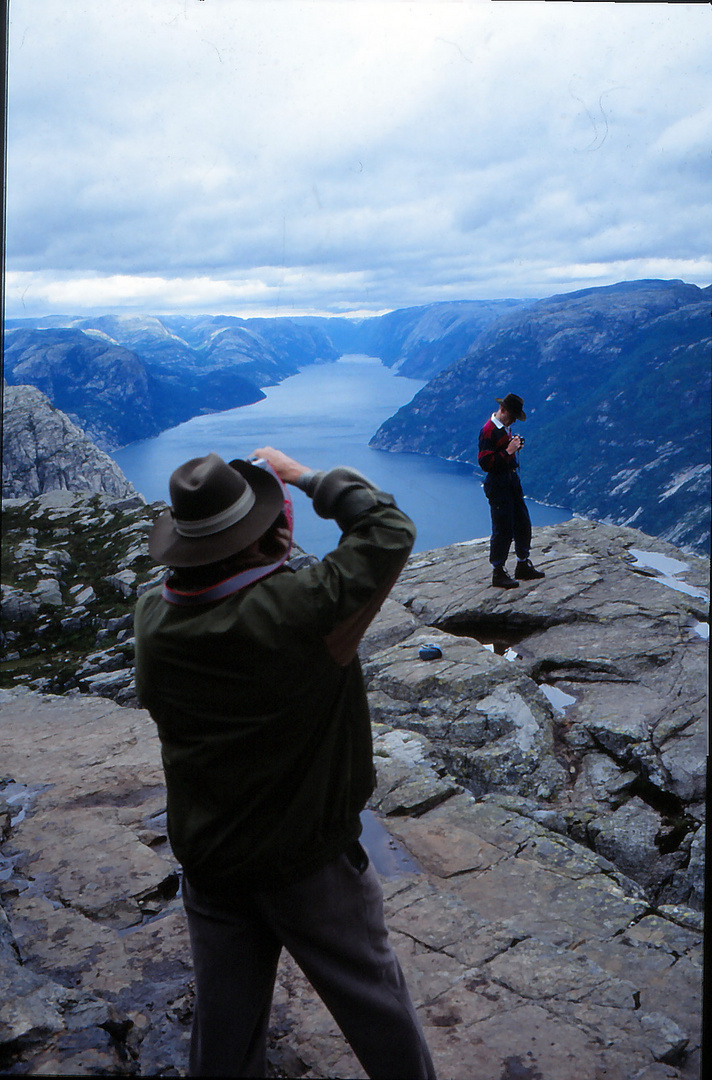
[148,453,285,567]
[495,393,526,421]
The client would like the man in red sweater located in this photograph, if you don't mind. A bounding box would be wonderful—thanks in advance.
[478,393,546,589]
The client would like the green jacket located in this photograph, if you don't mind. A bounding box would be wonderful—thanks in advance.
[134,468,416,892]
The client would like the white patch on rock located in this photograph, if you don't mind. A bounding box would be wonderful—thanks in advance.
[475,687,540,753]
[374,728,428,766]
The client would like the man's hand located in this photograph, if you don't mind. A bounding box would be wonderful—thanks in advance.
[507,435,524,455]
[252,446,311,484]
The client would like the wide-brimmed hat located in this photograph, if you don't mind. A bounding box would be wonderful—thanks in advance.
[495,393,526,421]
[149,453,285,567]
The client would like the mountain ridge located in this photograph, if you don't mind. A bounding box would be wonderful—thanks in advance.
[297,297,533,379]
[3,315,338,450]
[4,278,710,552]
[370,279,712,555]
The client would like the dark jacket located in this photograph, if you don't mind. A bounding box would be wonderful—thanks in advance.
[134,467,415,893]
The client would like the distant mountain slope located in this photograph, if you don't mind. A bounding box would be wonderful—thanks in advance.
[153,314,340,383]
[2,315,337,449]
[299,299,532,379]
[2,383,137,500]
[357,299,535,379]
[3,328,161,449]
[371,280,712,554]
[6,312,339,382]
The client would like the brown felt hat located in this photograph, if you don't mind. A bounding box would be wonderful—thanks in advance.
[148,453,285,567]
[495,393,526,421]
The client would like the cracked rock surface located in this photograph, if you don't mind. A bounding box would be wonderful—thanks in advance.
[0,688,703,1078]
[374,519,708,911]
[2,384,138,501]
[0,512,706,1077]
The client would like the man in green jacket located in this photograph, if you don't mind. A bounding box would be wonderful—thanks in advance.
[134,446,435,1079]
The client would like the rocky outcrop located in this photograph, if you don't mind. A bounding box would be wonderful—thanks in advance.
[370,279,712,555]
[1,491,164,706]
[363,519,708,911]
[2,493,707,912]
[0,493,706,1076]
[2,384,138,501]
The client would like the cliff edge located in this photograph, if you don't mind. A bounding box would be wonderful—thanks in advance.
[2,384,138,502]
[0,491,707,1077]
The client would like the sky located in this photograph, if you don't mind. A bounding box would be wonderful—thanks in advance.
[5,0,712,320]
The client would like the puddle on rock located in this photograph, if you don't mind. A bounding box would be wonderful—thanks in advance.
[360,810,422,878]
[628,548,709,600]
[539,684,577,715]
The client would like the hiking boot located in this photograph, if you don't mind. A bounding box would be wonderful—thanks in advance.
[515,559,545,580]
[492,566,519,589]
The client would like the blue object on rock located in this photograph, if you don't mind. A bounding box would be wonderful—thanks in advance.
[418,643,443,660]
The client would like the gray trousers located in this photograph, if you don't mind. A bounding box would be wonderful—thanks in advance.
[182,845,436,1079]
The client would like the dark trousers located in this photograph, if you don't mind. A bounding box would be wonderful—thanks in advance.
[182,848,436,1079]
[485,473,532,567]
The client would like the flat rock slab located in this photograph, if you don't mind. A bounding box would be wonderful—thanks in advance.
[0,690,193,1075]
[0,691,702,1077]
[390,519,709,626]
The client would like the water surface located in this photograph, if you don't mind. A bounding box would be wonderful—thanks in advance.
[114,356,570,556]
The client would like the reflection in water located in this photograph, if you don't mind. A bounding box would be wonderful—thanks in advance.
[540,684,577,715]
[628,548,709,600]
[360,809,422,879]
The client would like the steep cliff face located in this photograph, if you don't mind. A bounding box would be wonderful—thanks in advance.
[299,299,532,379]
[2,384,137,500]
[357,299,534,379]
[371,280,712,554]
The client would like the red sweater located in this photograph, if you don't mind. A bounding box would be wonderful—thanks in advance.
[478,417,518,474]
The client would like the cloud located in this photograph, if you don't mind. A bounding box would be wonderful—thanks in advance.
[6,0,712,318]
